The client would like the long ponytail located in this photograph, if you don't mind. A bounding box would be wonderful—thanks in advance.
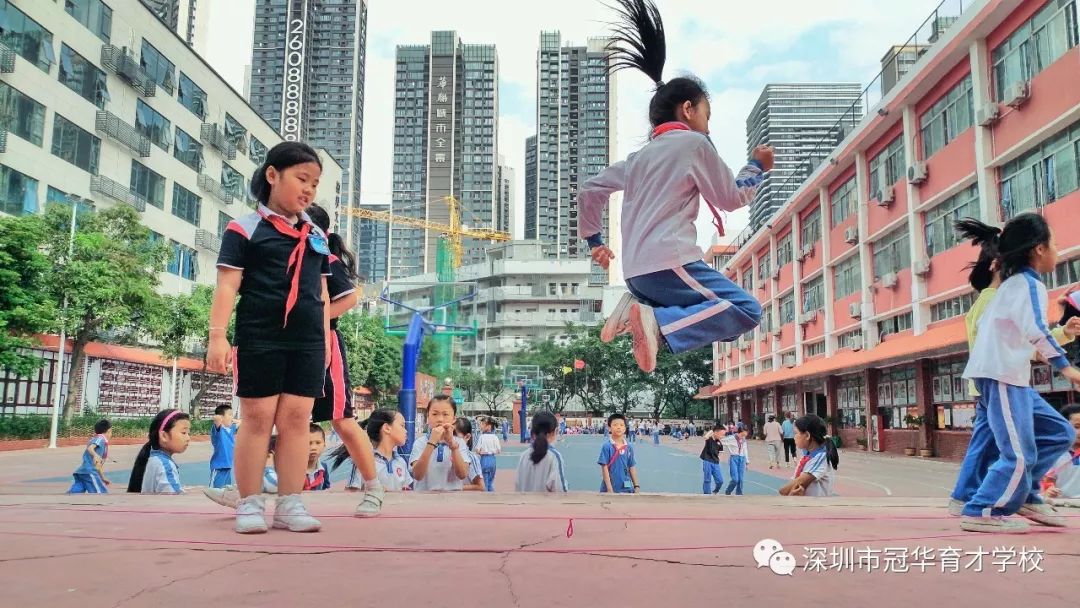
[306,204,358,280]
[330,409,398,471]
[954,217,1001,291]
[128,409,188,492]
[606,0,709,128]
[529,411,558,464]
[794,414,839,471]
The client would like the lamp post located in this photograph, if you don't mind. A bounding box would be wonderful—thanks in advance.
[48,202,80,449]
[170,247,187,410]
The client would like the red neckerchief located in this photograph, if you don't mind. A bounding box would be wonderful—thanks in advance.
[304,466,326,491]
[258,206,312,327]
[649,121,726,237]
[795,446,826,477]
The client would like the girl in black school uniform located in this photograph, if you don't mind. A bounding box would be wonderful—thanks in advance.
[208,141,332,535]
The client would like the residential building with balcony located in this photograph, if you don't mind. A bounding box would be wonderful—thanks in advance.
[707,0,1080,460]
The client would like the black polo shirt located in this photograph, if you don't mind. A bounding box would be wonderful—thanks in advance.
[327,254,356,330]
[217,205,330,350]
[700,436,723,464]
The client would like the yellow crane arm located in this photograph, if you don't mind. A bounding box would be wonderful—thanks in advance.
[342,207,510,241]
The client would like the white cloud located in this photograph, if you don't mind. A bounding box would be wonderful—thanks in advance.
[204,0,943,249]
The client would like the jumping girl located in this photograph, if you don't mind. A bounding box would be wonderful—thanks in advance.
[208,141,332,534]
[957,214,1080,533]
[582,0,773,372]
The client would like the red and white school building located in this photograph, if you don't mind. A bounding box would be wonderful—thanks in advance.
[701,0,1080,458]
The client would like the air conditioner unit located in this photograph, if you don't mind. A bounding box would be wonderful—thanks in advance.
[907,162,928,185]
[882,272,899,288]
[976,104,1000,127]
[849,302,862,319]
[913,258,931,277]
[799,311,817,325]
[1004,81,1030,108]
[875,185,895,207]
[844,227,859,244]
[798,243,813,261]
[782,355,796,368]
[771,267,781,280]
[852,337,864,352]
[772,328,782,339]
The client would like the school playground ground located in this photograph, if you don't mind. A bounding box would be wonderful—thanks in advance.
[1,435,1077,607]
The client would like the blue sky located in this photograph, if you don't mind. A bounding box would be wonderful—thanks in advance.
[203,0,949,245]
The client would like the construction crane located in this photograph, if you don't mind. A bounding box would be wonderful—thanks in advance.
[342,196,510,276]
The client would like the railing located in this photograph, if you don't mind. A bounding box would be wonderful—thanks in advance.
[197,173,233,205]
[90,175,147,212]
[0,130,6,154]
[95,111,151,157]
[200,123,236,160]
[100,45,156,97]
[727,0,976,258]
[195,229,221,253]
[0,43,15,73]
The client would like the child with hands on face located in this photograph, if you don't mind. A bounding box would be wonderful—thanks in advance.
[409,396,470,491]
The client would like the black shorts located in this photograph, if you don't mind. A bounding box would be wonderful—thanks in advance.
[311,330,353,422]
[233,345,325,399]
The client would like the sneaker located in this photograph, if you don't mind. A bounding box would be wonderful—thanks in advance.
[600,292,635,343]
[355,486,385,518]
[960,515,1030,533]
[272,494,321,532]
[1048,497,1080,508]
[629,303,660,373]
[204,485,240,509]
[947,498,965,517]
[235,495,268,534]
[1017,502,1067,527]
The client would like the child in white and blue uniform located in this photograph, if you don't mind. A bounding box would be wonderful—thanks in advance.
[69,419,111,494]
[209,404,239,488]
[1042,404,1080,505]
[128,409,191,494]
[517,412,568,492]
[599,414,638,493]
[779,415,838,497]
[409,396,470,491]
[722,425,750,495]
[957,215,1080,533]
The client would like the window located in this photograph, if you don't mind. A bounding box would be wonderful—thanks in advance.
[135,99,171,151]
[250,136,268,162]
[991,0,1079,101]
[168,241,198,280]
[924,184,980,256]
[171,183,200,226]
[64,0,112,43]
[837,329,862,350]
[878,367,918,429]
[224,114,248,154]
[804,341,826,358]
[221,163,245,200]
[0,81,45,146]
[779,292,795,325]
[830,177,857,226]
[873,227,911,279]
[761,358,774,371]
[761,302,774,334]
[833,254,862,298]
[934,358,976,430]
[177,73,206,119]
[837,376,866,429]
[0,162,37,216]
[1042,256,1080,289]
[802,276,824,313]
[740,269,753,293]
[46,186,93,215]
[801,208,822,247]
[0,1,55,72]
[877,312,914,338]
[998,120,1080,219]
[130,161,165,208]
[777,234,793,266]
[868,136,905,195]
[920,75,974,158]
[781,389,797,416]
[140,40,175,94]
[59,44,109,108]
[51,115,100,174]
[173,128,203,172]
[757,256,772,281]
[931,293,976,322]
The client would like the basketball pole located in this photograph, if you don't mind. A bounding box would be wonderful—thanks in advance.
[399,313,425,456]
[519,381,528,444]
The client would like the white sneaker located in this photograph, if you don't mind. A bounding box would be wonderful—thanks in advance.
[1017,502,1067,527]
[600,292,635,343]
[1048,497,1080,508]
[235,495,268,534]
[355,485,385,518]
[272,494,321,532]
[960,515,1030,533]
[204,485,240,509]
[947,498,965,517]
[629,303,660,373]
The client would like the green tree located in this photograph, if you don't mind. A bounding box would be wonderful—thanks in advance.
[512,331,578,414]
[339,311,403,403]
[654,349,713,421]
[41,204,168,423]
[453,366,509,416]
[0,213,55,376]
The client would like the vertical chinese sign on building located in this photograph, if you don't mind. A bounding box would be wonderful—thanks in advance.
[425,33,457,271]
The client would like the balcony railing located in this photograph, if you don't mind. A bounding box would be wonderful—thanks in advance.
[0,130,6,154]
[90,175,147,212]
[95,111,151,157]
[197,173,233,205]
[100,45,156,97]
[0,43,15,73]
[195,229,221,253]
[200,123,236,159]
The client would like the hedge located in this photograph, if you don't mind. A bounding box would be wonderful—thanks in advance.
[0,414,213,440]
